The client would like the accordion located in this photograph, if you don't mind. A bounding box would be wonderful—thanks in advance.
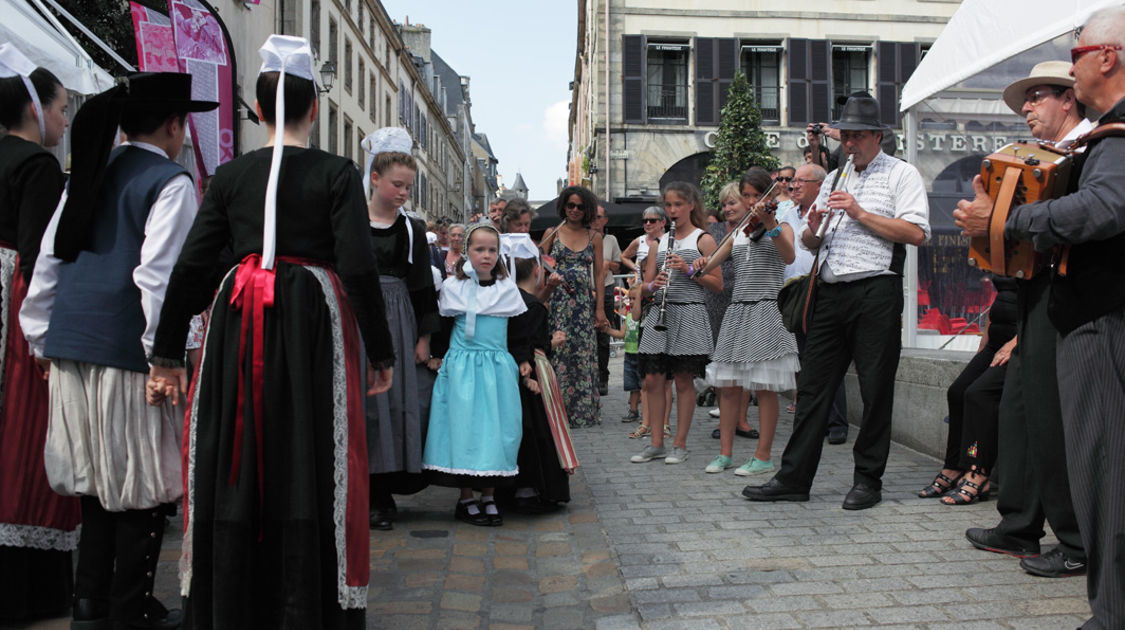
[966,142,1071,279]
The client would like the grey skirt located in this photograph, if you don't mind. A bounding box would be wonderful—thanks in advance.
[366,276,433,474]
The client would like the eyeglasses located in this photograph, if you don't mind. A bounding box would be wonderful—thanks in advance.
[565,202,585,211]
[1024,88,1063,105]
[1071,44,1122,64]
[794,177,821,184]
[642,218,663,224]
[774,176,793,183]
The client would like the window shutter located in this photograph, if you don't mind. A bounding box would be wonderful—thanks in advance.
[810,40,831,123]
[623,34,645,124]
[877,42,919,127]
[715,38,738,119]
[695,37,716,125]
[788,38,809,125]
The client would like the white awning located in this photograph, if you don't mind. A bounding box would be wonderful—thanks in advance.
[900,0,1123,112]
[0,0,114,95]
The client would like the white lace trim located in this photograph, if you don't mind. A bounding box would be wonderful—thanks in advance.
[422,464,520,477]
[0,522,80,551]
[0,248,16,409]
[308,266,367,609]
[180,266,235,598]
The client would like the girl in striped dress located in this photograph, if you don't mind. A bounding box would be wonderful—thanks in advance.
[696,170,800,476]
[630,182,723,465]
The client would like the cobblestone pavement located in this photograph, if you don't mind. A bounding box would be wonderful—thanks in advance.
[12,355,1089,630]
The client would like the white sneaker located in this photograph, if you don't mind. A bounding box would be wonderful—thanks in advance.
[665,447,689,464]
[630,445,666,463]
[708,408,721,418]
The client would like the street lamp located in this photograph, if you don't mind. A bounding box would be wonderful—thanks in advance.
[318,61,337,94]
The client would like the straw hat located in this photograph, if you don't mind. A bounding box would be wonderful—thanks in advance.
[1002,61,1074,115]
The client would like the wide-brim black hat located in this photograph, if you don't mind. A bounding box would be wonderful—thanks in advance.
[122,72,219,112]
[830,92,890,131]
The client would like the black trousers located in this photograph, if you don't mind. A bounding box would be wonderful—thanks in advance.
[796,331,848,430]
[991,274,1084,558]
[1057,308,1125,629]
[596,288,617,385]
[75,496,171,624]
[776,275,902,492]
[943,342,1006,472]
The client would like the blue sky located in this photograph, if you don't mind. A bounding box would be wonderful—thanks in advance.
[381,0,576,202]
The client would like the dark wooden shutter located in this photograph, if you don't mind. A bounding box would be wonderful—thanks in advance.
[877,41,919,127]
[715,38,738,118]
[623,34,645,124]
[810,40,831,123]
[695,37,716,125]
[788,38,809,125]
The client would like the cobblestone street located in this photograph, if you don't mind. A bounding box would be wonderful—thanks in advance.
[12,356,1089,630]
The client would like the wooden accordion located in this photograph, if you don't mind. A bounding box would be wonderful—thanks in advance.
[967,142,1071,279]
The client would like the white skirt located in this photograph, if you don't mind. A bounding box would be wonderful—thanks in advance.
[705,353,801,391]
[44,360,183,511]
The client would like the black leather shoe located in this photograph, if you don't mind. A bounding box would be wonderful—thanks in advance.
[827,426,848,445]
[454,500,491,527]
[964,527,1041,558]
[1019,548,1086,578]
[741,477,809,502]
[599,381,609,396]
[842,483,881,510]
[369,507,394,531]
[114,601,183,630]
[72,599,111,630]
[711,427,760,439]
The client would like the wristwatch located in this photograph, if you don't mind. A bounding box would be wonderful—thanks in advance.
[766,225,782,238]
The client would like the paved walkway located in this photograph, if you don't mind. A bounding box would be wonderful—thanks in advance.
[11,355,1090,630]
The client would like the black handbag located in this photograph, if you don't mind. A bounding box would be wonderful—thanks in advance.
[778,258,818,334]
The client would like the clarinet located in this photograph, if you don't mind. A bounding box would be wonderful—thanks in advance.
[652,219,676,332]
[815,154,855,240]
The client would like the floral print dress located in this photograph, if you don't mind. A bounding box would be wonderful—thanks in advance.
[548,236,601,427]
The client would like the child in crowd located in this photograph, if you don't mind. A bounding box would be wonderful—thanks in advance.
[608,284,642,422]
[423,223,528,526]
[506,256,571,512]
[694,173,799,476]
[631,182,723,465]
[360,128,440,531]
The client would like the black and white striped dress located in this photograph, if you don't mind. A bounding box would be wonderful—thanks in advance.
[638,228,713,359]
[706,227,800,391]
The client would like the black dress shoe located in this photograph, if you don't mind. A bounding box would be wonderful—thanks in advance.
[114,602,183,630]
[369,507,394,531]
[480,500,503,527]
[741,477,809,502]
[826,426,848,445]
[964,527,1041,558]
[1019,548,1086,578]
[711,427,760,439]
[842,483,881,510]
[454,500,491,527]
[72,599,111,630]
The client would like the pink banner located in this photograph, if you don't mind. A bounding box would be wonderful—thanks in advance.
[131,1,236,178]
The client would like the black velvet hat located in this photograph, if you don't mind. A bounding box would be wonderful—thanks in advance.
[830,92,890,131]
[122,72,219,112]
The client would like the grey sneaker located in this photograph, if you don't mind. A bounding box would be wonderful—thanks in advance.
[665,447,689,464]
[631,445,667,463]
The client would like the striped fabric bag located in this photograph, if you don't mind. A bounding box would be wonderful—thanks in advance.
[533,348,579,471]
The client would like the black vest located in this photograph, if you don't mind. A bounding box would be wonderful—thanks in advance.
[45,146,189,372]
[1048,98,1125,335]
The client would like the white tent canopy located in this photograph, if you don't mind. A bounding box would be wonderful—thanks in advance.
[901,0,1123,111]
[0,0,113,95]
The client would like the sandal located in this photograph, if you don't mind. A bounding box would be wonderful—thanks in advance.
[918,470,963,498]
[628,424,651,439]
[942,477,991,505]
[663,424,672,437]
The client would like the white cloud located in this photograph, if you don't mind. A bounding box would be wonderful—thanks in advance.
[543,100,570,152]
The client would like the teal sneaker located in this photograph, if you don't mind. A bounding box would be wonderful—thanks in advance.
[735,457,774,477]
[705,455,733,473]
